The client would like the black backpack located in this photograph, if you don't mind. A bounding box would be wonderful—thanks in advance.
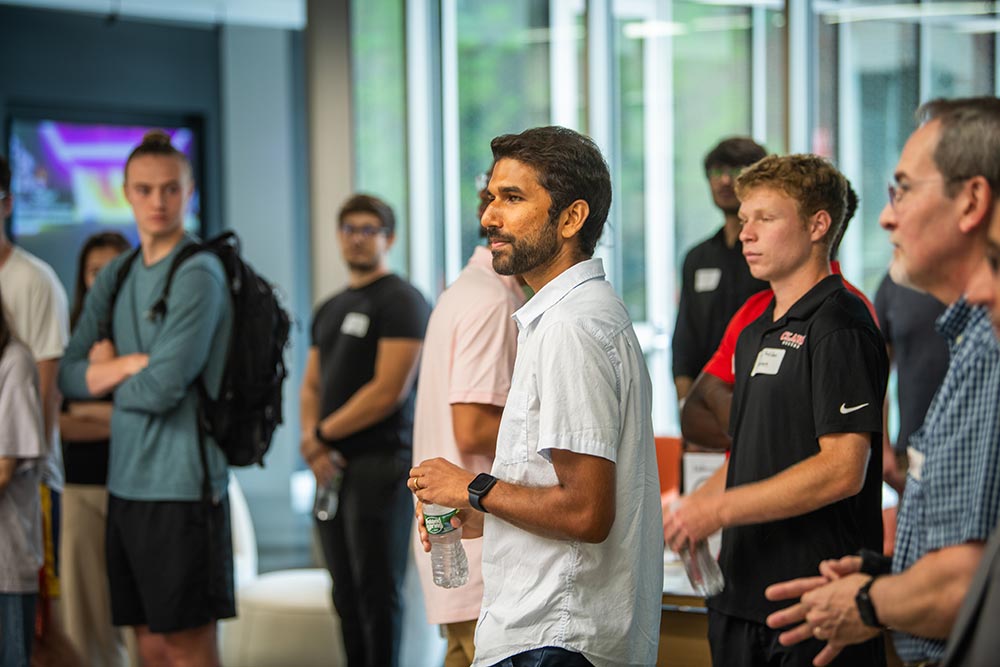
[102,231,291,469]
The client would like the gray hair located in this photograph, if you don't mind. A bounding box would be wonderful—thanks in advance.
[918,97,1000,198]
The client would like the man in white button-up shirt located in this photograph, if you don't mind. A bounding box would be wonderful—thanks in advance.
[410,126,663,667]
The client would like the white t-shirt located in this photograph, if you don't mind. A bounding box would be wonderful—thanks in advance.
[0,339,45,593]
[0,245,70,490]
[474,259,663,667]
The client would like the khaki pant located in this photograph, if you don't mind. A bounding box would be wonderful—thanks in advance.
[60,484,129,667]
[444,619,478,667]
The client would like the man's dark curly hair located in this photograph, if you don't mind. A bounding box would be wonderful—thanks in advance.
[491,126,612,259]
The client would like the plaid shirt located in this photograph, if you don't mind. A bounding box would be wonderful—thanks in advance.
[892,300,1000,662]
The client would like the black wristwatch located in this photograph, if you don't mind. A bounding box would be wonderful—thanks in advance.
[468,473,498,513]
[855,576,885,629]
[314,425,334,447]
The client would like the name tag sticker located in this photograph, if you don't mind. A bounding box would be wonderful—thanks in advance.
[694,268,722,293]
[908,447,926,481]
[751,348,786,376]
[341,312,370,338]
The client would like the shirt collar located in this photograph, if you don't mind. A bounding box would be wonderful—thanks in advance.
[513,258,606,330]
[766,273,844,326]
[936,296,977,342]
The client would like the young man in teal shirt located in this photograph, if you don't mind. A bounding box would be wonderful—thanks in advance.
[58,131,233,667]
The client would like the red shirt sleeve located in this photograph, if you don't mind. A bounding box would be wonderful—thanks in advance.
[701,290,773,385]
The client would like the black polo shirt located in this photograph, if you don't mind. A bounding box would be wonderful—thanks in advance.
[672,226,768,379]
[709,274,888,624]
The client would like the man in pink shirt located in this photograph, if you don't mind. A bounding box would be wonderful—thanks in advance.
[411,188,525,667]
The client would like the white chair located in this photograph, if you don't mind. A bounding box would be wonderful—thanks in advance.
[219,568,346,667]
[228,474,259,589]
[219,476,346,667]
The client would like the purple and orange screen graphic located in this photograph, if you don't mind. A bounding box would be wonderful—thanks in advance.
[8,119,200,235]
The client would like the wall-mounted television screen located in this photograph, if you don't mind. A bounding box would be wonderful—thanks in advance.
[5,114,203,293]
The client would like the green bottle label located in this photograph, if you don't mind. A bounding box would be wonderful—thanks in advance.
[424,508,459,535]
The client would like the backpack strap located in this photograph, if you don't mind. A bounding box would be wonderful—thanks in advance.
[97,247,142,342]
[147,233,239,321]
[147,241,206,322]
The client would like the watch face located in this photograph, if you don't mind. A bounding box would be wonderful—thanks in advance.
[470,473,495,494]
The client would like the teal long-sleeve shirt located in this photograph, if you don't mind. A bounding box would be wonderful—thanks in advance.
[58,236,232,501]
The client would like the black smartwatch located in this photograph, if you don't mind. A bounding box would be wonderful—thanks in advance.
[855,576,885,629]
[468,473,498,513]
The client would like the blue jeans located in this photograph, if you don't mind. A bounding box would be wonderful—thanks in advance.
[0,593,37,667]
[491,647,594,667]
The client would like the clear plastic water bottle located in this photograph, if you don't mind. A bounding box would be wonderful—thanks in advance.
[680,540,725,597]
[313,465,344,521]
[423,503,469,588]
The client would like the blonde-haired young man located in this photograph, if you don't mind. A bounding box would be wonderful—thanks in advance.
[665,154,889,667]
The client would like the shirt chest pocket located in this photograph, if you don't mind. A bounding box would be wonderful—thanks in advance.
[495,388,531,465]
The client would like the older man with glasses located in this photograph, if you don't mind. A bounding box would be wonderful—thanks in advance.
[766,97,1000,667]
[938,158,1000,667]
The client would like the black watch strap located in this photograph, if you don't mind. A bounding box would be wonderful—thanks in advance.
[314,425,336,447]
[855,576,885,629]
[468,473,497,513]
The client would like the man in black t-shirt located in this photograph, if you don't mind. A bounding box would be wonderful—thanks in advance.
[300,194,430,667]
[873,272,948,491]
[664,155,888,667]
[672,137,769,402]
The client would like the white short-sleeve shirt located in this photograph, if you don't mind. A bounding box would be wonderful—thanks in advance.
[0,245,70,490]
[473,259,663,667]
[0,339,46,592]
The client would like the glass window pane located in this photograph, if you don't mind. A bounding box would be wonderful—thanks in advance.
[672,2,753,277]
[925,27,994,98]
[816,3,920,296]
[351,0,409,273]
[766,9,787,154]
[455,1,555,263]
[615,9,647,320]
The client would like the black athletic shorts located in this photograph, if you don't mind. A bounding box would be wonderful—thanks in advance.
[106,493,236,633]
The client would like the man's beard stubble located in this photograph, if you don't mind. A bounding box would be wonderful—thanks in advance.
[346,259,379,273]
[487,216,560,276]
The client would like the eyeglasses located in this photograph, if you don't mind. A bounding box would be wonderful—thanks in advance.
[887,176,950,210]
[707,166,744,180]
[340,223,387,239]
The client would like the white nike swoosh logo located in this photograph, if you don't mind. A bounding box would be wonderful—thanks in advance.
[839,402,870,414]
